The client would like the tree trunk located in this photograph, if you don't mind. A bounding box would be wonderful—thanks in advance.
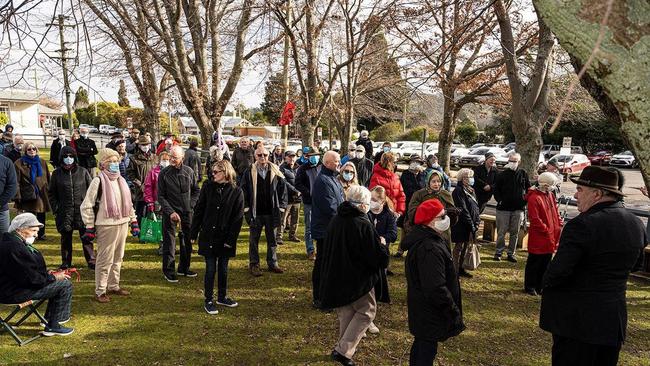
[511,114,544,175]
[437,85,457,172]
[533,0,650,189]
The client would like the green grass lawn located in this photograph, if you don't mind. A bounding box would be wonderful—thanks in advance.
[1,149,649,365]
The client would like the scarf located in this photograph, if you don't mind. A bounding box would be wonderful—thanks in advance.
[463,185,478,204]
[211,132,229,156]
[21,155,42,197]
[98,169,133,219]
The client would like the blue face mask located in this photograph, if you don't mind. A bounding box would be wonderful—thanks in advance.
[342,172,354,182]
[108,162,120,173]
[468,177,475,186]
[63,157,74,166]
[383,146,391,153]
[309,155,320,165]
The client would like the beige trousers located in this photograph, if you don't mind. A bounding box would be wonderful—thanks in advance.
[334,289,377,359]
[95,223,129,296]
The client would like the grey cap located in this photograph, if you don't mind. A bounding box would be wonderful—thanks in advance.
[8,213,44,232]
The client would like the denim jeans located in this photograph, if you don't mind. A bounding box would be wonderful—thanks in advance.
[30,279,73,327]
[204,256,229,301]
[303,204,315,254]
[495,209,523,257]
[0,209,9,234]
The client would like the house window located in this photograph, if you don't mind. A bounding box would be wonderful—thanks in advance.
[0,105,9,117]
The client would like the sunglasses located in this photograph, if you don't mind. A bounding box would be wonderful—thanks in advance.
[257,153,269,157]
[342,170,354,174]
[212,170,224,174]
[26,147,37,152]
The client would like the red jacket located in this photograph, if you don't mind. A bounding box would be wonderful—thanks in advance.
[369,163,406,215]
[525,188,562,254]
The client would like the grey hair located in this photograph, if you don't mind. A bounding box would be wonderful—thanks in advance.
[456,168,474,182]
[170,145,184,156]
[508,152,521,161]
[346,185,371,207]
[13,134,23,143]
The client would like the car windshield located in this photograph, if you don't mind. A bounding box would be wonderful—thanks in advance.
[618,151,632,156]
[551,155,572,163]
[470,148,489,155]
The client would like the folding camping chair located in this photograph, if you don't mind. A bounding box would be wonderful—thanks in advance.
[1,299,47,346]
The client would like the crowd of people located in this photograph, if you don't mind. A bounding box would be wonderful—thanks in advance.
[0,126,647,366]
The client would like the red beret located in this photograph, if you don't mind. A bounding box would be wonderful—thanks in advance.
[414,199,445,225]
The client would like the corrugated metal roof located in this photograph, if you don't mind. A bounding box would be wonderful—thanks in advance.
[0,88,40,102]
[39,105,65,115]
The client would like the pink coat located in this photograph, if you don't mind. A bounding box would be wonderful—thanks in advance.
[144,165,161,204]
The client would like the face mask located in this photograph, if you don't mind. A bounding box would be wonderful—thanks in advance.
[165,138,173,145]
[15,144,23,151]
[432,215,450,232]
[355,152,364,159]
[160,161,170,168]
[505,162,519,170]
[63,157,74,165]
[432,163,440,168]
[309,155,320,165]
[409,162,420,171]
[468,177,475,186]
[108,162,120,173]
[383,146,391,153]
[81,134,89,138]
[59,135,66,140]
[369,200,382,213]
[342,172,354,182]
[25,236,36,245]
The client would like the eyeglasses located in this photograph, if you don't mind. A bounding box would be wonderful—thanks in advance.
[212,170,224,174]
[257,153,269,157]
[26,147,36,152]
[342,170,354,174]
[355,150,364,153]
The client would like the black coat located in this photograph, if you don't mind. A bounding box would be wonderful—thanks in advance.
[351,157,374,187]
[190,181,244,258]
[319,202,390,309]
[451,185,480,243]
[368,205,398,244]
[48,148,93,232]
[494,168,530,211]
[472,164,497,206]
[355,137,374,159]
[49,138,70,167]
[75,137,98,169]
[0,232,55,303]
[402,225,465,342]
[540,201,647,346]
[157,164,201,216]
[295,162,321,204]
[231,147,254,177]
[240,163,288,227]
[279,162,301,204]
[400,169,426,206]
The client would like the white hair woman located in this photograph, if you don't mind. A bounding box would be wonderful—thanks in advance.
[337,161,359,198]
[319,185,390,365]
[450,168,481,278]
[81,149,138,303]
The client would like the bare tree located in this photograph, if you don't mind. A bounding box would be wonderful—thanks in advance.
[393,0,536,171]
[493,0,555,175]
[83,0,282,146]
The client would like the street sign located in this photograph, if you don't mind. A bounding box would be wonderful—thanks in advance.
[562,137,572,148]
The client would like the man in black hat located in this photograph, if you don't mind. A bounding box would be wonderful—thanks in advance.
[540,166,647,366]
[105,131,123,150]
[472,152,498,213]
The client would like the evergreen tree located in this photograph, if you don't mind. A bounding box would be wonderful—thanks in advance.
[260,72,299,125]
[73,87,89,109]
[117,79,130,107]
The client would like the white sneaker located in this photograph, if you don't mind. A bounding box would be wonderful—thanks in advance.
[368,322,380,334]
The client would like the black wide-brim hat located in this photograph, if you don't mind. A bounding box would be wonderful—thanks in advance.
[570,166,625,196]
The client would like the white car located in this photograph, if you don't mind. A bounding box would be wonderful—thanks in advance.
[609,150,637,168]
[450,147,471,167]
[458,147,507,167]
[398,142,425,160]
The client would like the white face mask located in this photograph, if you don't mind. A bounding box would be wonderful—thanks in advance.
[369,200,382,213]
[140,145,151,153]
[431,215,450,232]
[160,161,170,168]
[505,161,519,170]
[25,236,36,245]
[355,152,364,159]
[409,162,421,171]
[81,133,89,138]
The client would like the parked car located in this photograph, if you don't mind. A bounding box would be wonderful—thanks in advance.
[587,150,612,166]
[503,142,516,152]
[548,153,591,179]
[450,147,471,167]
[496,151,545,170]
[542,144,583,159]
[470,143,486,149]
[609,150,638,168]
[397,142,424,160]
[458,147,507,168]
[99,124,112,134]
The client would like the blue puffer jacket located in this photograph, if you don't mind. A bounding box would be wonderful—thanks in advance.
[310,167,344,240]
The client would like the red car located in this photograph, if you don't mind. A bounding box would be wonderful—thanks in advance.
[587,151,612,166]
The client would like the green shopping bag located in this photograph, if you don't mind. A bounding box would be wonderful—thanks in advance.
[140,212,163,243]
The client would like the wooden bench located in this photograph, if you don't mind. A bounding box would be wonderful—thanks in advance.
[479,213,529,250]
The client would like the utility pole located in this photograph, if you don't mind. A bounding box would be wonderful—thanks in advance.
[47,14,75,135]
[281,0,291,148]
